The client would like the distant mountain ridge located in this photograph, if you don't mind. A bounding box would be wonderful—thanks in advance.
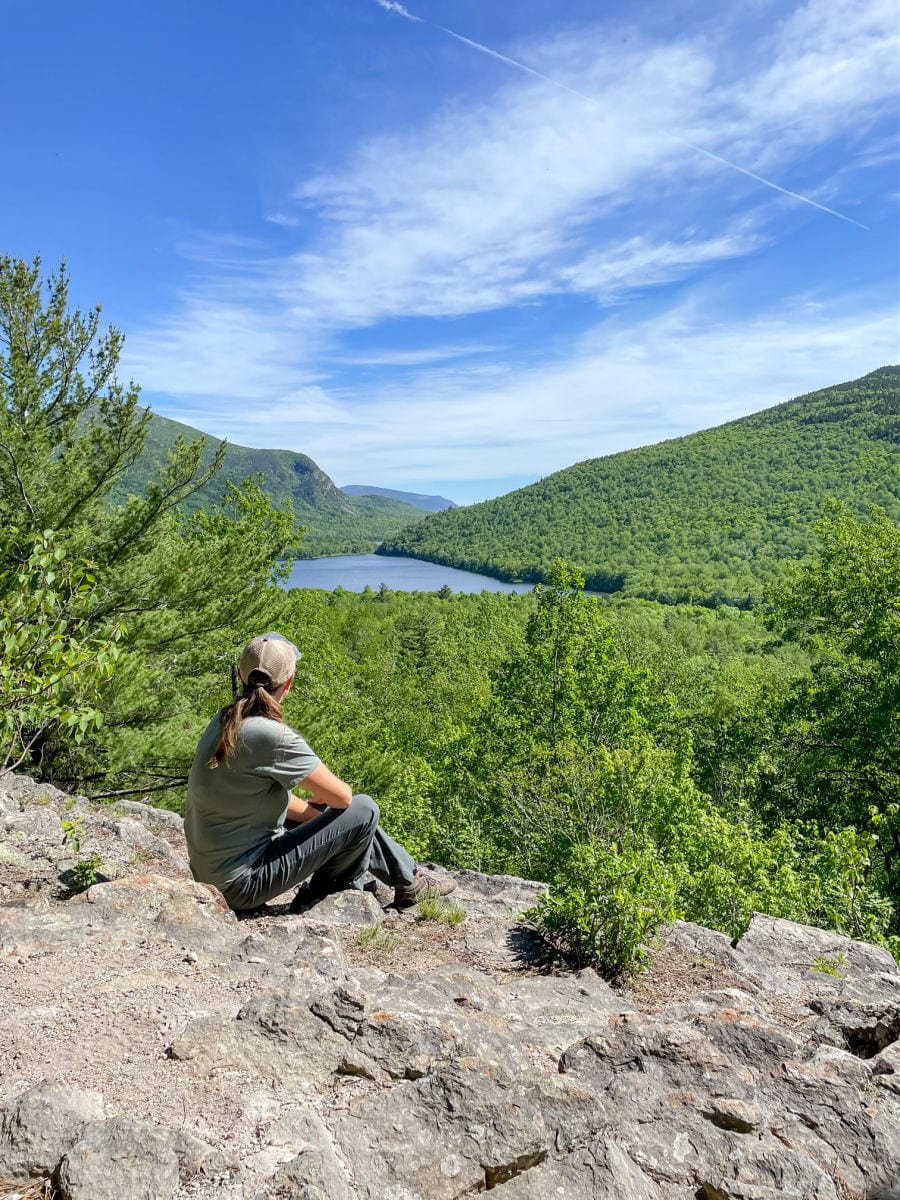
[111,410,428,556]
[341,485,457,512]
[379,366,900,606]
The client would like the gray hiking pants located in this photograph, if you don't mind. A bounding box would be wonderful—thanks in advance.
[225,793,415,911]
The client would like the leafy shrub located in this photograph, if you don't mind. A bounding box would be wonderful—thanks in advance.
[70,853,102,892]
[61,813,102,891]
[526,841,676,980]
[0,528,123,775]
[668,809,820,938]
[813,822,899,954]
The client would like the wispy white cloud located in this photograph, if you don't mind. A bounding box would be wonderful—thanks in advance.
[740,0,899,139]
[123,298,326,400]
[377,2,868,227]
[560,221,767,300]
[127,0,898,488]
[147,295,898,492]
[281,0,892,325]
[338,344,500,367]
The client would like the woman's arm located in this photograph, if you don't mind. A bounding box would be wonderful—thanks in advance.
[292,761,353,811]
[285,792,322,823]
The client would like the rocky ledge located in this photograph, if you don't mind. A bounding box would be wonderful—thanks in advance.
[1,773,899,1199]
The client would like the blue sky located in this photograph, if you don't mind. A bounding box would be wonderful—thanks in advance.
[3,0,898,503]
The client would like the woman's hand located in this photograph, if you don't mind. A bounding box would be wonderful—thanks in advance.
[285,793,323,823]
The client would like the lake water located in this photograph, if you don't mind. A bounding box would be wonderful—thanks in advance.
[284,553,534,594]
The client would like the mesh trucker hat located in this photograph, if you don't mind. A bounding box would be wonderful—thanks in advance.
[238,632,302,687]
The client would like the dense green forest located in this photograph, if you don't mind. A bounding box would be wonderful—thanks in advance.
[3,254,899,977]
[382,367,900,606]
[112,408,428,557]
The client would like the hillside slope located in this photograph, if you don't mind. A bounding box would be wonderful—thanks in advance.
[380,366,900,604]
[341,484,457,512]
[111,410,427,555]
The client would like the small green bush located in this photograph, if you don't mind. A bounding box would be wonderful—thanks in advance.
[62,814,101,891]
[526,841,676,980]
[71,853,102,892]
[812,952,846,977]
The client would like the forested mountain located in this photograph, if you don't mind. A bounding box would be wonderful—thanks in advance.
[341,484,457,512]
[110,409,428,555]
[380,367,900,605]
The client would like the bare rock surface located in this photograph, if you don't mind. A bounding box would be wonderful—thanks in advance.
[1,772,899,1199]
[0,1082,105,1181]
[57,1117,181,1200]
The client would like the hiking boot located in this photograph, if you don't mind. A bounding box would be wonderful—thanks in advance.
[393,868,458,910]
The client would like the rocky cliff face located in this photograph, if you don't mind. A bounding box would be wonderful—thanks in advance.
[1,774,899,1199]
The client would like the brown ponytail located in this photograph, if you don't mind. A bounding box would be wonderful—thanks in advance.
[208,669,284,767]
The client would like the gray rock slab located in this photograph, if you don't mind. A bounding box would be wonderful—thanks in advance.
[230,927,348,994]
[3,808,64,842]
[335,1061,603,1199]
[450,870,547,919]
[110,800,184,830]
[0,841,33,870]
[57,1117,180,1200]
[100,816,190,873]
[168,1128,229,1177]
[335,1064,550,1199]
[0,775,74,811]
[0,1081,105,1182]
[462,918,550,969]
[167,986,350,1085]
[734,913,899,994]
[808,970,900,1057]
[298,890,383,927]
[0,877,239,959]
[78,873,235,929]
[664,920,746,971]
[347,979,531,1081]
[560,997,900,1197]
[286,931,347,984]
[872,1039,900,1097]
[253,1111,353,1200]
[490,1139,682,1199]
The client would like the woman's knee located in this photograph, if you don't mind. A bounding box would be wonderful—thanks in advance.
[351,793,380,827]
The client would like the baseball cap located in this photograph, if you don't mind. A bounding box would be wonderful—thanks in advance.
[238,632,302,688]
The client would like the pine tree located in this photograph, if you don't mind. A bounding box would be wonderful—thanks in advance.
[0,255,295,797]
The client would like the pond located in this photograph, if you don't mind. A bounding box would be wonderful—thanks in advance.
[283,553,534,594]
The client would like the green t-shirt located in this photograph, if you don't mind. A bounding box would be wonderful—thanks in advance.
[184,714,320,894]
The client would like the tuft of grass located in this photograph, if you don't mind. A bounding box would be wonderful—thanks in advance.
[356,924,400,953]
[128,845,157,868]
[416,896,466,925]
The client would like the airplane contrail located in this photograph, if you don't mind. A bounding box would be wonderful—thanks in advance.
[374,1,422,21]
[375,2,869,231]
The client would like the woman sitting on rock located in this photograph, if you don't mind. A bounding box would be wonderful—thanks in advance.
[183,632,455,913]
